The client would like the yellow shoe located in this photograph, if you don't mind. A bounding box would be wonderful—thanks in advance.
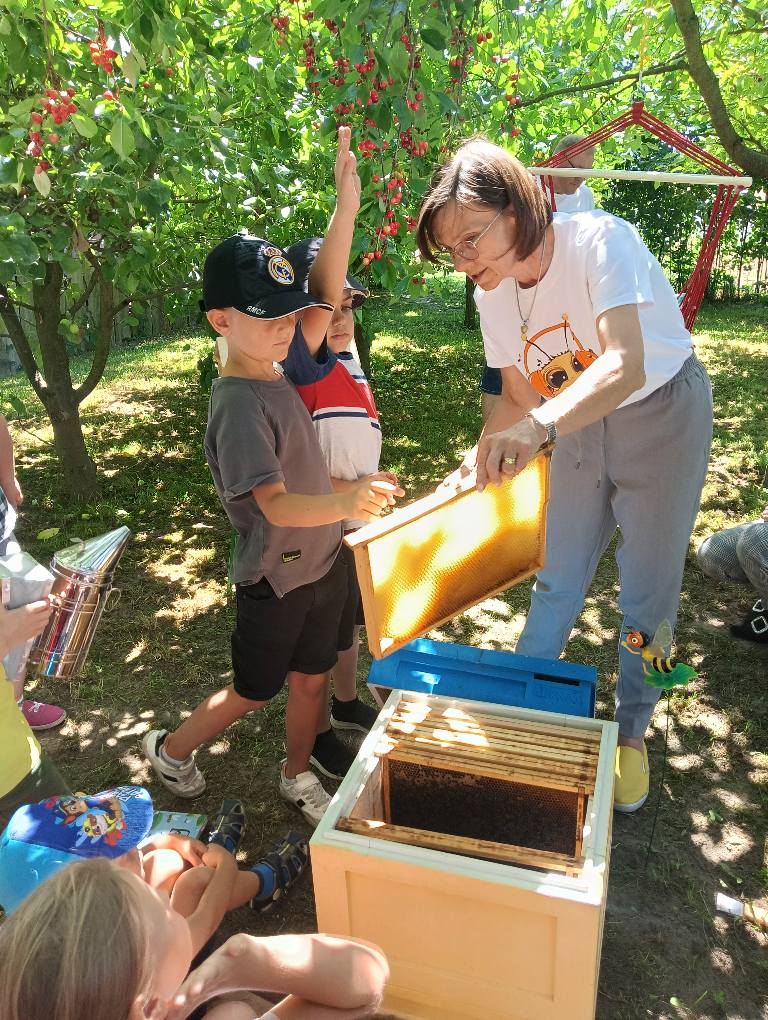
[614,744,649,813]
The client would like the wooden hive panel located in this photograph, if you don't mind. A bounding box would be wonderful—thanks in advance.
[346,451,551,658]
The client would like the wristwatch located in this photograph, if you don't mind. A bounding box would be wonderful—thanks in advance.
[525,410,557,449]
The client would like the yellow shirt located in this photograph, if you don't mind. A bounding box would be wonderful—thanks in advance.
[0,668,42,798]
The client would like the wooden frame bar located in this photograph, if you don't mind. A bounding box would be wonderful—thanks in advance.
[336,816,583,873]
[346,451,551,659]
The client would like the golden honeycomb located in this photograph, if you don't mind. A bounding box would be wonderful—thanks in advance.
[349,452,550,658]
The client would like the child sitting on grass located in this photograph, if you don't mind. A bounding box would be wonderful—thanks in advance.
[0,857,388,1020]
[284,237,398,736]
[0,786,309,951]
[142,128,402,824]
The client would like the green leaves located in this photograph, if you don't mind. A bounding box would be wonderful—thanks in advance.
[420,27,447,52]
[71,114,98,138]
[121,50,141,87]
[107,118,136,160]
[36,528,60,541]
[0,214,38,269]
[32,169,51,198]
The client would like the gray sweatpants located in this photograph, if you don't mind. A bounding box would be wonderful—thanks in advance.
[516,355,713,739]
[696,521,768,603]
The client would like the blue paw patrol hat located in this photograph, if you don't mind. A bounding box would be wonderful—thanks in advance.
[0,785,154,913]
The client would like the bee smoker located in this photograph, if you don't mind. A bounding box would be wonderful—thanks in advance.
[29,526,130,680]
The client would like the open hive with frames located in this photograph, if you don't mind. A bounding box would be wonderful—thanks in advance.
[311,691,618,1020]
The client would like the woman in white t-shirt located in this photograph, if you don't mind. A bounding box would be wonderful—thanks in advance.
[416,138,713,814]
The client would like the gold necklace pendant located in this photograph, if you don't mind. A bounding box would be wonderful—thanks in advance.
[520,321,528,343]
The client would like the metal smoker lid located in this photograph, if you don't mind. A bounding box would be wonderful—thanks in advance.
[52,526,131,576]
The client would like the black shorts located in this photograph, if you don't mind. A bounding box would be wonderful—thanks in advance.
[479,362,503,395]
[232,551,348,701]
[337,541,365,651]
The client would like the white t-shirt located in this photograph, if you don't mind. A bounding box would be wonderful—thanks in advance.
[552,184,595,214]
[476,211,692,407]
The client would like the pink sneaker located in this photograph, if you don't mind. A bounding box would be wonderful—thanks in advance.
[21,700,67,731]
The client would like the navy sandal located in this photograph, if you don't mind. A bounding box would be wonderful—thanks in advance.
[250,830,309,913]
[207,798,246,855]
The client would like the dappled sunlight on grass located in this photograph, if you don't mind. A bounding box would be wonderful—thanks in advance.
[1,299,767,1013]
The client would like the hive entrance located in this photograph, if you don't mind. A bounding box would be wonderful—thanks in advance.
[337,698,600,874]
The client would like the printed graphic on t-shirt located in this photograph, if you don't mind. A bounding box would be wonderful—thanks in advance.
[520,313,599,399]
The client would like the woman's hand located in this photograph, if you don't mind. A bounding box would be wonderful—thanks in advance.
[476,416,546,490]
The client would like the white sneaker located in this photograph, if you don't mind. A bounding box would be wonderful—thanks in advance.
[142,729,206,799]
[279,760,332,826]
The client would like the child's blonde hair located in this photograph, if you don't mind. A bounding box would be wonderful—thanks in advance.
[0,858,152,1020]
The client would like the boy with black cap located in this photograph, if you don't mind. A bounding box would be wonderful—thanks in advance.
[143,129,401,825]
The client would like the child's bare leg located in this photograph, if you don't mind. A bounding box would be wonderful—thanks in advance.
[331,628,360,702]
[164,684,266,761]
[171,866,263,918]
[285,671,329,778]
[141,847,189,895]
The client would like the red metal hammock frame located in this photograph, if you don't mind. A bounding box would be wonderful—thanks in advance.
[536,101,745,330]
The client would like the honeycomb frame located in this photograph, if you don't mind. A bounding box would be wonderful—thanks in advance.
[346,451,551,659]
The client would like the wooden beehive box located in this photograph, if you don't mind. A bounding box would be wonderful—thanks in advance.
[345,451,550,659]
[311,691,617,1020]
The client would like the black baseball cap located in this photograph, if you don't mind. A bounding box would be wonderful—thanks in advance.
[203,233,333,320]
[286,237,369,309]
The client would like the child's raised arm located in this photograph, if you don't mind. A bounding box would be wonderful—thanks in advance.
[301,126,361,354]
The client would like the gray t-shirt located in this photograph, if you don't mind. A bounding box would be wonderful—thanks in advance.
[205,372,342,596]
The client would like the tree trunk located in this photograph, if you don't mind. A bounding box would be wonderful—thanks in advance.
[152,293,166,337]
[464,276,476,327]
[32,261,99,500]
[354,313,372,379]
[669,0,768,179]
[45,400,99,498]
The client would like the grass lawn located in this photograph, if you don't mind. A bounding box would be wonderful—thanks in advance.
[2,290,766,1019]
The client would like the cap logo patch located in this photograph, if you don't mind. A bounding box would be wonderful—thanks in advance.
[268,255,295,286]
[246,305,266,315]
[263,246,282,257]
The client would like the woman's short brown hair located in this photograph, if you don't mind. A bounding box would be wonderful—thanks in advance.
[417,136,552,264]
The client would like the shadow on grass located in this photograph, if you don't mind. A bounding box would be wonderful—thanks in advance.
[1,300,766,1004]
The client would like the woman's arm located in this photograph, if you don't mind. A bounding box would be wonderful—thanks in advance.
[476,303,646,488]
[441,365,537,488]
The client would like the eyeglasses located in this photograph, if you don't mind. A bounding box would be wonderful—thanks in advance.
[437,208,505,263]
